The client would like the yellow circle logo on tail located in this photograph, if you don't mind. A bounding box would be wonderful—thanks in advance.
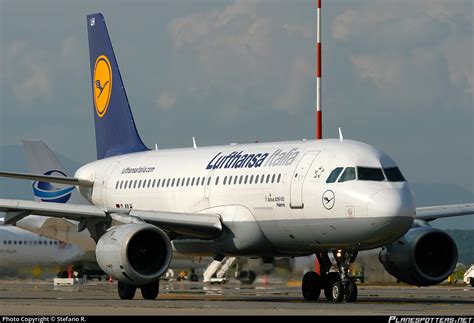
[93,55,112,118]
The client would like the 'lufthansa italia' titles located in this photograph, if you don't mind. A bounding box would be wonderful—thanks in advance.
[206,148,300,170]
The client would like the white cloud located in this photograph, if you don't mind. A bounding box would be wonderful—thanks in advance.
[168,0,270,68]
[332,9,356,40]
[350,55,402,90]
[12,68,51,104]
[334,1,473,101]
[273,56,309,112]
[2,41,52,105]
[283,23,312,39]
[442,37,473,95]
[60,36,85,75]
[157,92,176,110]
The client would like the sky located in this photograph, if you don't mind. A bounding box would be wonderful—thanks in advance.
[0,0,473,228]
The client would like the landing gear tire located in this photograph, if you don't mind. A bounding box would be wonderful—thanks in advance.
[302,272,321,301]
[118,281,136,300]
[140,281,160,300]
[344,280,358,302]
[331,281,344,303]
[324,272,340,301]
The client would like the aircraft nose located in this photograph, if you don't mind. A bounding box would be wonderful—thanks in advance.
[368,188,415,222]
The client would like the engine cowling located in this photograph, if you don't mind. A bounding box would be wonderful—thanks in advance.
[379,227,457,286]
[96,223,172,285]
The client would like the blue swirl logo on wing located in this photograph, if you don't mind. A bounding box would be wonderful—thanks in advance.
[32,170,75,203]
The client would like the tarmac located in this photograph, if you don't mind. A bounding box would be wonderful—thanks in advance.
[0,278,472,316]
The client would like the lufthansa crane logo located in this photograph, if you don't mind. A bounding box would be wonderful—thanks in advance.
[93,55,112,118]
[322,190,335,210]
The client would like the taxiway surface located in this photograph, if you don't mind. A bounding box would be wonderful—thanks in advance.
[0,279,472,315]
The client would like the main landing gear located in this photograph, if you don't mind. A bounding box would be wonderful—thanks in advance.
[302,250,358,303]
[118,281,160,300]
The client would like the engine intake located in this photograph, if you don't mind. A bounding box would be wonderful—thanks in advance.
[96,223,172,285]
[379,227,457,286]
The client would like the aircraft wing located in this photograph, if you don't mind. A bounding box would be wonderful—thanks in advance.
[0,198,222,240]
[416,203,474,222]
[0,171,93,187]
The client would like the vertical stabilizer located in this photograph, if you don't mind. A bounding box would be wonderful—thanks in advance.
[86,13,148,159]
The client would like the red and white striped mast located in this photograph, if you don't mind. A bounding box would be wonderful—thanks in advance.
[316,0,322,139]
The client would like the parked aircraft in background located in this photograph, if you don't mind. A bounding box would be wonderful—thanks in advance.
[0,224,83,277]
[0,13,473,302]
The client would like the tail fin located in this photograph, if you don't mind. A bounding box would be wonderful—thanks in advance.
[86,13,148,160]
[22,139,89,205]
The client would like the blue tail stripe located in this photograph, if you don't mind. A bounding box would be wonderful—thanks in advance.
[87,13,148,160]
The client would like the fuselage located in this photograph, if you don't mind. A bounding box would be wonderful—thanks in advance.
[75,139,415,257]
[0,226,83,268]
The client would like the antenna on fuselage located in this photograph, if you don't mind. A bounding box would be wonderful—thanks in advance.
[192,137,198,149]
[338,127,344,143]
[154,144,159,151]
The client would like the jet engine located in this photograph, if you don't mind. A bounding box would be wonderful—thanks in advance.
[96,223,172,285]
[379,226,457,286]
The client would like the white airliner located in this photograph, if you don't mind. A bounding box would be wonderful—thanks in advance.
[0,13,473,302]
[0,225,83,277]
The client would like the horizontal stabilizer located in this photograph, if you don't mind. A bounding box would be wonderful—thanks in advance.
[0,171,94,187]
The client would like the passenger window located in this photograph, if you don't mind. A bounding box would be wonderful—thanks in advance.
[255,175,259,183]
[223,176,227,185]
[358,167,385,181]
[171,178,175,187]
[277,174,281,183]
[266,174,271,183]
[152,179,156,187]
[133,180,137,189]
[191,177,195,186]
[115,181,119,189]
[338,167,356,182]
[166,178,170,187]
[244,175,248,184]
[261,175,265,184]
[326,167,344,183]
[239,175,243,184]
[234,176,238,185]
[229,176,233,185]
[201,177,205,186]
[215,176,219,185]
[384,167,406,182]
[157,179,161,187]
[119,181,123,189]
[249,175,254,184]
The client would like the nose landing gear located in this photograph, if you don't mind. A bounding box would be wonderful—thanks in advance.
[301,250,358,303]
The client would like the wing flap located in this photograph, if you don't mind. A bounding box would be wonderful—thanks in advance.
[416,203,474,221]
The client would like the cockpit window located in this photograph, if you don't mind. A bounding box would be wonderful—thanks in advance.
[357,167,385,181]
[338,167,356,182]
[326,167,343,183]
[384,167,405,182]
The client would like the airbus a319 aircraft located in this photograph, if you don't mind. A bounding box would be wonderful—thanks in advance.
[1,13,473,302]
